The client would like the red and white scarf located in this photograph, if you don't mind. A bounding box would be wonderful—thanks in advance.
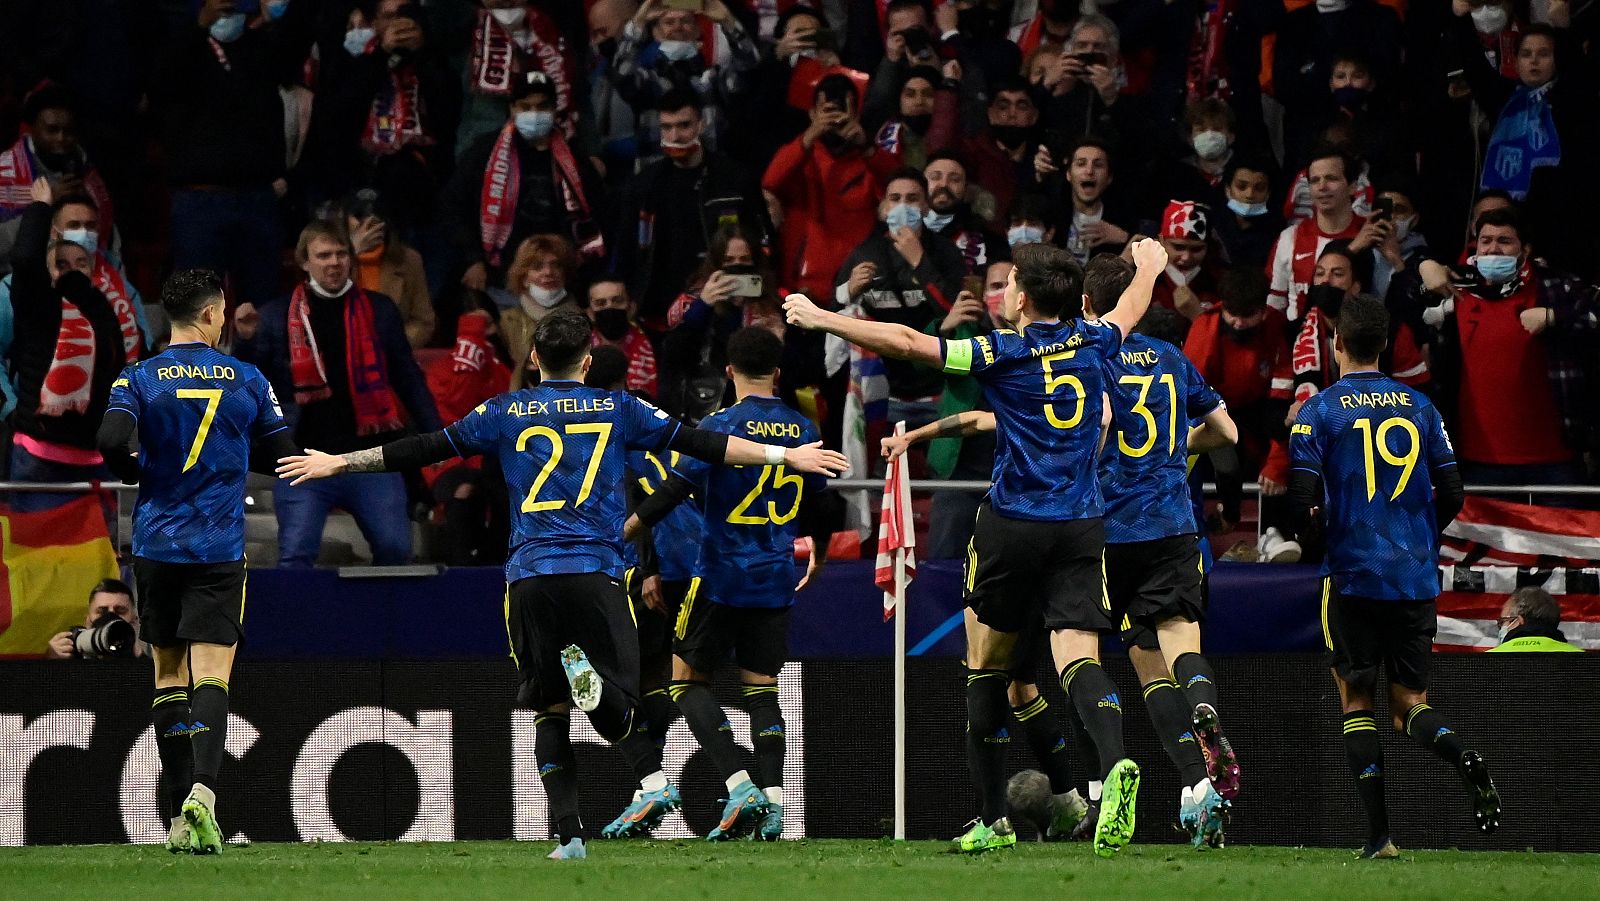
[287,283,404,435]
[0,136,114,243]
[479,124,604,267]
[91,256,143,364]
[1186,0,1234,103]
[363,64,434,155]
[468,5,573,120]
[39,299,99,417]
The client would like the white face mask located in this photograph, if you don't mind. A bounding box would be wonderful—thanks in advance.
[923,210,954,231]
[1392,215,1415,242]
[1165,263,1198,286]
[1192,130,1229,161]
[60,227,97,257]
[490,7,527,28]
[514,110,555,141]
[528,284,567,308]
[658,40,699,62]
[1471,4,1509,34]
[1315,0,1349,11]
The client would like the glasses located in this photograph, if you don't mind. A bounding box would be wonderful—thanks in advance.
[1496,615,1520,626]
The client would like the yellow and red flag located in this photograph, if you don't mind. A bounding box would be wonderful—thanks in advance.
[0,495,120,657]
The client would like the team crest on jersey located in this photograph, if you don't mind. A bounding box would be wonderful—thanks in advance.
[266,384,284,418]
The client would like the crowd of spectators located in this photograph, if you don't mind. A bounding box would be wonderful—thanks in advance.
[3,0,1600,564]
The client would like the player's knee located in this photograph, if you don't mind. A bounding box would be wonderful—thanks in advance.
[1007,680,1038,708]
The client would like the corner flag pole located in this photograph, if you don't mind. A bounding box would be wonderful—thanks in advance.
[876,421,916,841]
[893,540,907,841]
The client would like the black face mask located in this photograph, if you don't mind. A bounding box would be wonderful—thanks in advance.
[818,130,851,153]
[1219,318,1259,344]
[593,38,619,63]
[903,113,932,134]
[592,308,631,341]
[990,124,1031,150]
[1307,284,1347,320]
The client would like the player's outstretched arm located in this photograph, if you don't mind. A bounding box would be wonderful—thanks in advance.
[882,411,995,460]
[667,424,849,477]
[277,430,461,484]
[94,409,141,485]
[1188,405,1239,454]
[1101,238,1167,337]
[628,474,696,536]
[782,293,944,368]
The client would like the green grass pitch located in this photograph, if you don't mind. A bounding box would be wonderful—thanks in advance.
[3,841,1595,900]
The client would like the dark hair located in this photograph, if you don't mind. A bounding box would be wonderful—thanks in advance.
[1335,294,1388,364]
[1306,145,1356,183]
[903,65,941,92]
[727,327,784,378]
[1318,240,1372,292]
[990,74,1034,100]
[1134,306,1187,346]
[1008,191,1054,225]
[52,194,98,214]
[1330,47,1374,78]
[532,311,595,375]
[1066,135,1113,171]
[1012,244,1085,319]
[1082,253,1134,317]
[1224,154,1278,187]
[160,269,226,325]
[656,87,703,117]
[885,165,928,196]
[925,150,968,176]
[885,0,929,19]
[1474,206,1525,243]
[584,344,630,391]
[775,4,824,39]
[1517,23,1559,60]
[694,224,777,307]
[89,578,133,601]
[1508,586,1562,628]
[23,83,75,124]
[1219,266,1269,317]
[584,275,629,308]
[814,74,858,108]
[1474,188,1515,207]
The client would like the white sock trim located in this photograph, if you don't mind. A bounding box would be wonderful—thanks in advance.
[641,771,668,793]
[763,786,783,806]
[1088,780,1103,802]
[726,770,752,792]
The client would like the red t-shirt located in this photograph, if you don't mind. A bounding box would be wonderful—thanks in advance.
[1182,306,1287,409]
[1455,286,1571,465]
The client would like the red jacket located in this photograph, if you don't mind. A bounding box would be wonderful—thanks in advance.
[762,135,898,300]
[593,325,657,398]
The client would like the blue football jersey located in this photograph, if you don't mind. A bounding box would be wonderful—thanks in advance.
[675,396,823,609]
[1098,334,1225,544]
[448,381,681,582]
[106,343,287,564]
[941,319,1122,521]
[623,449,704,583]
[1290,371,1456,601]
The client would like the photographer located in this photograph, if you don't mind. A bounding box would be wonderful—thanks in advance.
[45,579,143,659]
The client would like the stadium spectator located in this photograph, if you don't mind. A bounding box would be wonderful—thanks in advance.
[763,73,897,299]
[1004,191,1056,251]
[610,0,760,159]
[863,1,940,130]
[232,221,441,567]
[1414,208,1599,490]
[586,276,657,398]
[1369,180,1429,300]
[6,180,123,509]
[0,84,116,276]
[500,233,581,389]
[587,0,643,181]
[422,307,511,566]
[448,71,604,295]
[1272,0,1402,166]
[923,152,1008,276]
[1152,199,1220,323]
[1211,156,1283,270]
[1045,138,1134,264]
[926,76,1042,232]
[154,0,306,317]
[455,0,577,157]
[871,65,942,170]
[1036,15,1130,149]
[44,578,141,660]
[1266,148,1370,325]
[1159,98,1237,212]
[833,167,964,428]
[615,90,766,332]
[341,190,435,348]
[1490,587,1584,653]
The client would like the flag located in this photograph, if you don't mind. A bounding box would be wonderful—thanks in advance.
[1434,497,1600,651]
[831,304,889,537]
[875,422,915,621]
[0,495,121,657]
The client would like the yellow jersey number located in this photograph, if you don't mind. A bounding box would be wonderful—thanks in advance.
[1041,349,1086,428]
[1117,373,1178,458]
[176,389,224,472]
[1352,416,1420,501]
[727,464,804,525]
[515,423,613,512]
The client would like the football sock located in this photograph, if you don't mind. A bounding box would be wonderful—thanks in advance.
[534,711,584,843]
[1342,710,1389,846]
[669,680,747,782]
[966,669,1011,826]
[151,687,192,822]
[1069,707,1099,798]
[1172,652,1220,711]
[1013,694,1074,795]
[188,677,230,791]
[1143,678,1209,786]
[743,683,785,791]
[585,674,638,742]
[1061,658,1124,779]
[1403,704,1467,775]
[641,688,674,751]
[612,709,667,786]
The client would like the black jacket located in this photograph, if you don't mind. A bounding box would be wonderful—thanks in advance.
[834,225,966,399]
[8,203,124,450]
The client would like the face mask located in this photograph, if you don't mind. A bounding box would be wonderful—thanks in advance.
[1008,225,1044,247]
[1307,284,1346,319]
[923,209,954,231]
[515,109,555,140]
[593,38,619,62]
[984,288,1007,320]
[1315,0,1349,12]
[1475,253,1519,284]
[210,12,247,43]
[991,124,1030,150]
[1227,198,1267,218]
[1219,318,1259,343]
[661,135,703,161]
[490,7,527,28]
[344,26,375,56]
[60,227,97,257]
[528,284,567,308]
[1472,4,1509,34]
[592,307,631,341]
[1332,85,1370,110]
[1497,623,1512,643]
[265,0,290,21]
[903,113,932,134]
[658,39,699,62]
[1393,215,1415,242]
[1166,263,1198,286]
[884,203,923,231]
[1192,130,1229,161]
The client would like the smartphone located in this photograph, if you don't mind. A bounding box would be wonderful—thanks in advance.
[898,28,933,59]
[1074,51,1109,68]
[663,0,704,10]
[961,275,984,299]
[1371,196,1394,222]
[811,27,839,53]
[725,273,764,298]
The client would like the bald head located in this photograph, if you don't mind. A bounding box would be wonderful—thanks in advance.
[589,0,637,43]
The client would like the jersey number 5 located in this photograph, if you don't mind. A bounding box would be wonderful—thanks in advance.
[516,423,613,512]
[727,464,804,525]
[1041,349,1085,429]
[1352,416,1419,501]
[176,389,224,472]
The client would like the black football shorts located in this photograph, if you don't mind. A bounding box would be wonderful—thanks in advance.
[133,557,247,648]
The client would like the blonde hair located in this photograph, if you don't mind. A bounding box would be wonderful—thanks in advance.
[504,233,577,292]
[296,220,349,264]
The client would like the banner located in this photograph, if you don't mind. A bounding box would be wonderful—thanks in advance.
[0,496,120,657]
[1437,565,1600,651]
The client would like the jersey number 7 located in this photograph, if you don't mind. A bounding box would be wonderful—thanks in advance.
[516,423,613,512]
[176,389,224,473]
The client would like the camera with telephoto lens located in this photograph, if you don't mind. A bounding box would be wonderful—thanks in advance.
[69,613,136,659]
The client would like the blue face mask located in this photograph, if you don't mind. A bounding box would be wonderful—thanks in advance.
[1475,253,1519,284]
[514,110,556,141]
[657,40,699,62]
[1227,198,1267,218]
[923,209,954,231]
[265,0,290,21]
[210,12,247,43]
[1007,225,1044,247]
[344,26,375,56]
[61,227,97,257]
[884,203,923,231]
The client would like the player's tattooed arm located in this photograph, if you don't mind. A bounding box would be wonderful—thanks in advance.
[342,447,386,472]
[883,411,994,461]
